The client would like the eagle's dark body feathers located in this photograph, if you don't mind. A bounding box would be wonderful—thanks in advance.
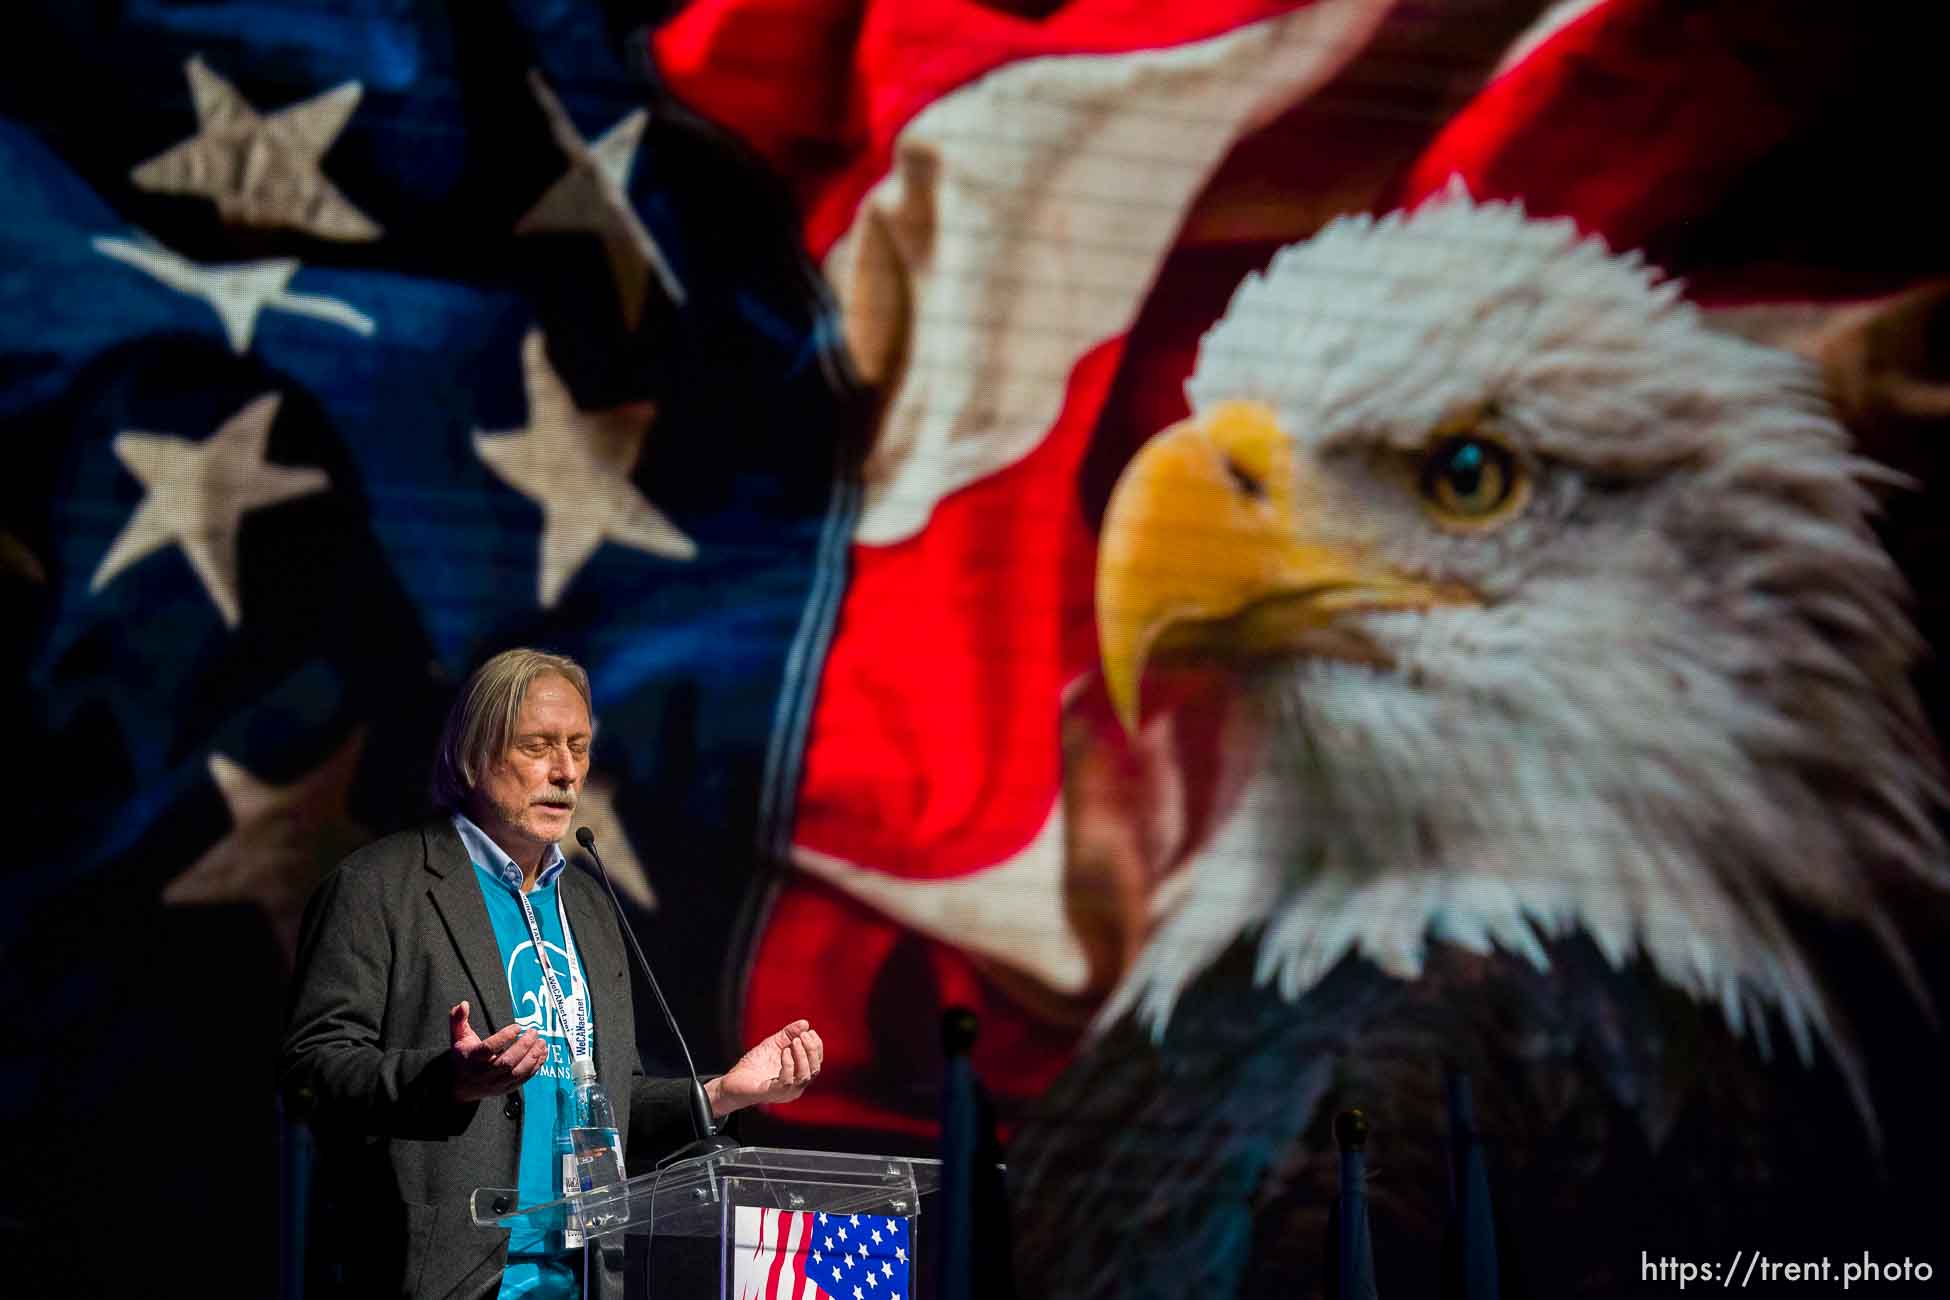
[1013,930,1926,1298]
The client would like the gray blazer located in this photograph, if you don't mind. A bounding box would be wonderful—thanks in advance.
[281,819,695,1298]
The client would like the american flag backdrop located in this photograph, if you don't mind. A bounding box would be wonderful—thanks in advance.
[733,1207,914,1300]
[5,0,1950,1296]
[2,3,859,1293]
[649,0,1950,1140]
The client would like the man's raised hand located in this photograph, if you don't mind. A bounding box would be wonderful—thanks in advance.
[449,1000,546,1102]
[710,1019,825,1115]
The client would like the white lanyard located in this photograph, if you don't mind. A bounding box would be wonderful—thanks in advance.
[511,881,592,1067]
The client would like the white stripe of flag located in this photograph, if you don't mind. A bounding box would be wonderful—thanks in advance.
[734,1205,823,1300]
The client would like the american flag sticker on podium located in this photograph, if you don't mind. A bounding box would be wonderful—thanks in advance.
[733,1206,913,1300]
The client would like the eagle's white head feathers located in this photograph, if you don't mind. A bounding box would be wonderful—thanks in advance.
[1104,185,1946,1099]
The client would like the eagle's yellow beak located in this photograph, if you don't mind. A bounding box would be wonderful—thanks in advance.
[1096,400,1469,733]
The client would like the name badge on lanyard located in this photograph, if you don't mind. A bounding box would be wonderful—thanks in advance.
[512,887,591,1068]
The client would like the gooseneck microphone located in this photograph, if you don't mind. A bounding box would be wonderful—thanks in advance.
[576,825,739,1164]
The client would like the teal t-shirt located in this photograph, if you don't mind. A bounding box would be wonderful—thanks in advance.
[457,816,596,1300]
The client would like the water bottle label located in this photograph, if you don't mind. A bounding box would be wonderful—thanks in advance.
[560,1155,584,1248]
[571,1126,630,1230]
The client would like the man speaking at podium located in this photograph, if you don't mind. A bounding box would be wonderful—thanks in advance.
[282,648,824,1298]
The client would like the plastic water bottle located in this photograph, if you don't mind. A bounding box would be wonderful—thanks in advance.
[570,1060,629,1229]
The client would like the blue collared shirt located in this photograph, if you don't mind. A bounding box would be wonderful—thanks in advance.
[452,811,568,892]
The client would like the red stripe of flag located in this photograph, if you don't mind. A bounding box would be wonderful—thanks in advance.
[653,0,1319,257]
[789,1211,815,1300]
[763,1209,790,1300]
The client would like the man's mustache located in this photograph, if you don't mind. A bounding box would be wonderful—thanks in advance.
[531,791,577,808]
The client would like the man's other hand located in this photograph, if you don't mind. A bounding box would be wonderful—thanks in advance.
[449,1000,546,1102]
[709,1019,825,1116]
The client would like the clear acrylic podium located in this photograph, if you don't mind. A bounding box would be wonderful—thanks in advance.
[472,1146,941,1298]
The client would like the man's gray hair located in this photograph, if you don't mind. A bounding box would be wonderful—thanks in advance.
[431,648,595,810]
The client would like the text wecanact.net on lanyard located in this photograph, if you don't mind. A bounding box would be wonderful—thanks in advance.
[512,886,590,1069]
[512,883,598,1247]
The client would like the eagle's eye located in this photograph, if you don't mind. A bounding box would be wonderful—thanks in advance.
[1418,435,1526,527]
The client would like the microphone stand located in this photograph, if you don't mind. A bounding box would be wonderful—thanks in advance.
[576,826,739,1167]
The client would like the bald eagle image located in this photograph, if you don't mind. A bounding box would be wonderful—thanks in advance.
[1009,188,1950,1297]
